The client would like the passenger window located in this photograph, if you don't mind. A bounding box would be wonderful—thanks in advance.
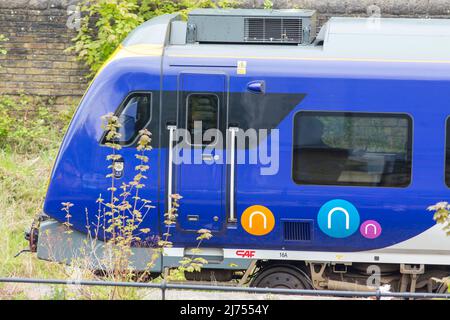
[187,94,219,144]
[106,93,152,145]
[292,112,412,187]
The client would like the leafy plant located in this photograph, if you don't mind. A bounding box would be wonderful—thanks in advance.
[56,113,212,299]
[0,95,74,154]
[427,202,450,235]
[263,0,273,9]
[0,34,7,55]
[177,228,212,273]
[69,0,144,78]
[69,0,239,78]
[427,202,450,292]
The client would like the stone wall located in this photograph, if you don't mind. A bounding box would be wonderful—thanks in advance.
[0,0,449,107]
[246,0,450,16]
[0,0,85,108]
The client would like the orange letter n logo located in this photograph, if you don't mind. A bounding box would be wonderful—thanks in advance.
[241,205,275,236]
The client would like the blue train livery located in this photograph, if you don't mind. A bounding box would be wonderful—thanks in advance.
[29,9,450,292]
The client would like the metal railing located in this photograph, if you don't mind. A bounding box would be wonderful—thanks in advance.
[1,277,450,300]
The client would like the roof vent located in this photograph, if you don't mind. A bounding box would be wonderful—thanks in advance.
[187,9,317,45]
[244,17,303,43]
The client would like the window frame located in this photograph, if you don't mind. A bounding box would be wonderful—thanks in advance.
[185,92,220,147]
[291,110,414,188]
[100,91,153,147]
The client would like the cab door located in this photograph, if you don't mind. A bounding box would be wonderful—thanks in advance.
[175,72,228,232]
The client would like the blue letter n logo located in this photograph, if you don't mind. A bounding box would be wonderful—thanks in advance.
[317,199,360,238]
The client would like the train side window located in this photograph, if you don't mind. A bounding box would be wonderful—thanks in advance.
[103,93,152,145]
[186,94,219,145]
[292,111,412,187]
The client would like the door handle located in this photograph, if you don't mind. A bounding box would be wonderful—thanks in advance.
[202,154,213,161]
[202,154,220,161]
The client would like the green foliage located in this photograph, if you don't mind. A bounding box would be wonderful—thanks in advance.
[427,203,450,292]
[0,34,7,55]
[69,0,144,78]
[428,202,450,236]
[263,0,273,9]
[0,95,74,284]
[0,95,74,154]
[0,95,71,284]
[69,0,239,78]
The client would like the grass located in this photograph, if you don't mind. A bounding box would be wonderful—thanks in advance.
[0,149,63,277]
[0,95,74,298]
[0,95,194,299]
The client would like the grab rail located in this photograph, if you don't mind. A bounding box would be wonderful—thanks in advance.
[167,125,177,213]
[228,127,239,222]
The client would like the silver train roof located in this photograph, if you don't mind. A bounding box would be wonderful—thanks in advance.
[122,11,450,62]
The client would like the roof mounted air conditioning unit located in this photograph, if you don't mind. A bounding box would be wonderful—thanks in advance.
[186,9,317,45]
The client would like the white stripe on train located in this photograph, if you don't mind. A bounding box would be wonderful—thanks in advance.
[164,224,450,266]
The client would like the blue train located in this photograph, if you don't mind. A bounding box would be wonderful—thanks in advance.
[28,9,450,293]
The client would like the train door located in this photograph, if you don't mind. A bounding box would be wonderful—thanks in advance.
[173,72,228,232]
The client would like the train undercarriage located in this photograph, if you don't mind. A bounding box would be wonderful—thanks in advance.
[184,261,449,294]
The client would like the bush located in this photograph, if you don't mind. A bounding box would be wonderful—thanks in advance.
[0,95,74,154]
[69,0,239,78]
